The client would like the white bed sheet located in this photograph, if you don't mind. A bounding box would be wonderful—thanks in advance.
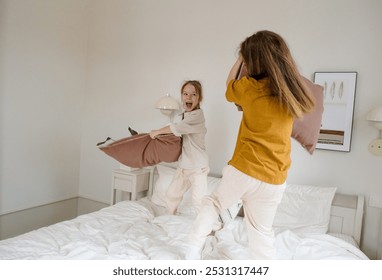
[0,199,369,260]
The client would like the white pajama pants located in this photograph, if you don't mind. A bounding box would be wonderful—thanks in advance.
[166,167,209,215]
[188,165,285,259]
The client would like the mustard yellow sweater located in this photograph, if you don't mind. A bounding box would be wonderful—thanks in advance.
[226,77,293,185]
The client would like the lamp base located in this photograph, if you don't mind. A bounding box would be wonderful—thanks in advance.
[369,139,382,156]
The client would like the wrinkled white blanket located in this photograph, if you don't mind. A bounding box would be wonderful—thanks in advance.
[204,218,369,260]
[0,199,192,260]
[0,199,368,260]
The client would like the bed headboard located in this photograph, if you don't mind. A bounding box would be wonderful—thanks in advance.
[329,193,364,245]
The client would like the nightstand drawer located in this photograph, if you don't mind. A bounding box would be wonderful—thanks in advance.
[114,176,133,192]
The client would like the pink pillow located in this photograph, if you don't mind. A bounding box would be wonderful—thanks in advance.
[99,133,181,168]
[237,64,324,154]
[292,77,324,154]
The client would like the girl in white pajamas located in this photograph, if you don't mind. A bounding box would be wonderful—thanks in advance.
[150,80,209,216]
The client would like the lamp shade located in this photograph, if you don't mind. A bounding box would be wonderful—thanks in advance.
[155,94,179,115]
[367,105,382,130]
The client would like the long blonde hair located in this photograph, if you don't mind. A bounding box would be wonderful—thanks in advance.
[240,30,314,118]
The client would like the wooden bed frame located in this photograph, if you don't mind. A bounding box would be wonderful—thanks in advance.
[147,165,365,246]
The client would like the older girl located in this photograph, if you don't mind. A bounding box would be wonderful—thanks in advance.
[186,31,315,260]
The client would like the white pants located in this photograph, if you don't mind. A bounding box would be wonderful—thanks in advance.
[188,165,285,259]
[166,167,209,215]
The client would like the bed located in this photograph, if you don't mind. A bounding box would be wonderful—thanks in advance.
[0,164,368,260]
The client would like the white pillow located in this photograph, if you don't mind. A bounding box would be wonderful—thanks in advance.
[151,164,176,207]
[273,183,337,234]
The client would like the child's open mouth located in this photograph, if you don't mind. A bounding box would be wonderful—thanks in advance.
[186,102,193,110]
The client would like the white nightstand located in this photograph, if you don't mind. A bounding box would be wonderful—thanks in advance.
[111,168,150,204]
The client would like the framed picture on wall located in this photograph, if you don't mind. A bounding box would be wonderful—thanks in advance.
[314,72,357,152]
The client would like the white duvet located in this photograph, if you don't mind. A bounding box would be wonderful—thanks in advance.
[205,218,369,260]
[0,199,368,260]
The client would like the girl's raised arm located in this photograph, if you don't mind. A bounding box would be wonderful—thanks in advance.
[226,56,243,87]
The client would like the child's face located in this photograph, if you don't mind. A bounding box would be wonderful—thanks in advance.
[182,84,200,112]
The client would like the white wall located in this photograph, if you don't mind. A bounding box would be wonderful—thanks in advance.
[80,0,382,259]
[0,0,90,213]
[1,0,381,259]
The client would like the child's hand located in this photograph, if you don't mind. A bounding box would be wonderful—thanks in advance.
[149,130,157,139]
[149,126,171,139]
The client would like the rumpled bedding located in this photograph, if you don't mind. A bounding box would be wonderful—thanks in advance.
[0,199,191,260]
[203,218,369,260]
[0,199,368,260]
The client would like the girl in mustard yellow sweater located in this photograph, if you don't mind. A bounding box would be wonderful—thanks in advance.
[186,31,315,260]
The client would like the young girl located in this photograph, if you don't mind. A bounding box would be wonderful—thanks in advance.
[186,31,315,260]
[150,80,209,216]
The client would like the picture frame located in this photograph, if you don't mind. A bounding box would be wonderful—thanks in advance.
[314,72,357,152]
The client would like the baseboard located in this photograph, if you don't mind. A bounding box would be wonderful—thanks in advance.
[77,197,108,216]
[0,197,108,240]
[0,195,79,216]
